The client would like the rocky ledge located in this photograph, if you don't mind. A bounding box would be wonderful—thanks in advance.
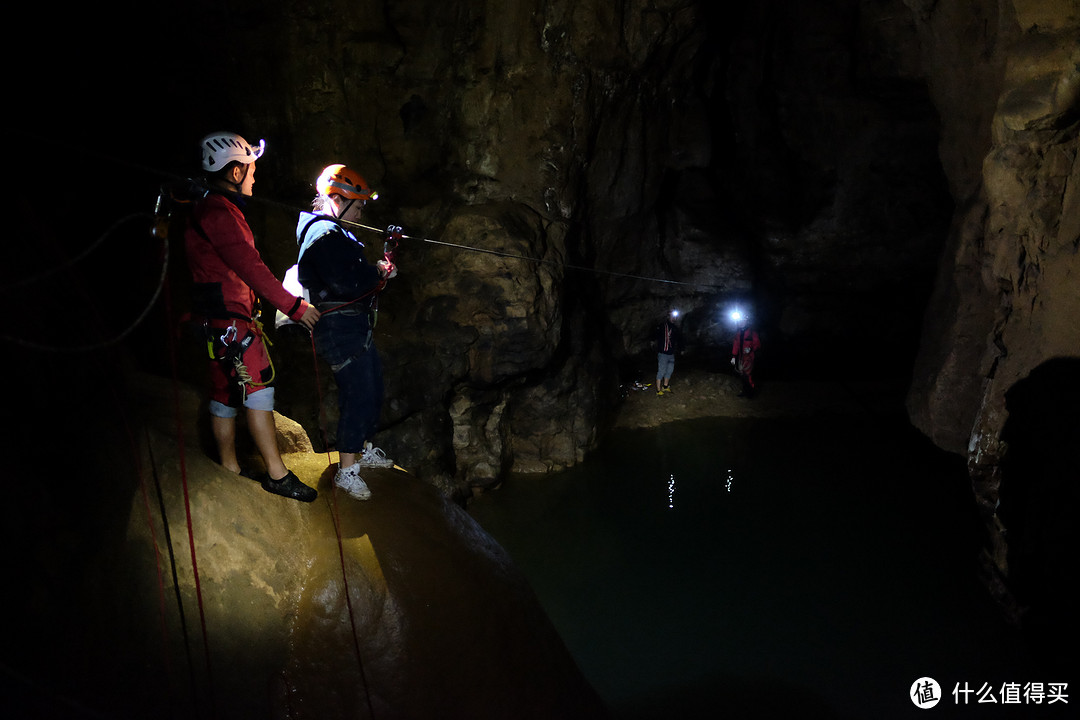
[614,368,903,429]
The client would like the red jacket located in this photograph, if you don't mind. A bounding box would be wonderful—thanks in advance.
[732,328,760,359]
[185,192,309,323]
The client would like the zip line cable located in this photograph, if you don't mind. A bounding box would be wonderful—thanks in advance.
[269,197,724,291]
[2,144,726,353]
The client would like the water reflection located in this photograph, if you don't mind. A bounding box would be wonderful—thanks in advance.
[470,415,1040,719]
[668,467,732,511]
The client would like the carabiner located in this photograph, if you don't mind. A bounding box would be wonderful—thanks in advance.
[220,324,238,346]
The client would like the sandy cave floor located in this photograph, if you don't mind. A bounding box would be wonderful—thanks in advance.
[613,368,904,429]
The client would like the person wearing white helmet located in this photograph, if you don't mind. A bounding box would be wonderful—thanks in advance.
[185,131,321,502]
[294,163,399,501]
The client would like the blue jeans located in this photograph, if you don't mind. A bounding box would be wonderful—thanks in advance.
[313,312,383,453]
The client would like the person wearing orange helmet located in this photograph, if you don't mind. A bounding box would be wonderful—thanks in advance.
[295,163,399,500]
[185,131,321,503]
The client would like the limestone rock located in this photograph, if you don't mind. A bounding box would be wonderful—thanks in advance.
[903,0,1080,630]
[94,400,606,719]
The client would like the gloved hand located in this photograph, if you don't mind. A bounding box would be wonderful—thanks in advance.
[730,357,736,366]
[383,225,403,275]
[384,225,403,248]
[378,259,398,279]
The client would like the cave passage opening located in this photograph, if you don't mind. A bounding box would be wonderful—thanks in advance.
[998,357,1080,675]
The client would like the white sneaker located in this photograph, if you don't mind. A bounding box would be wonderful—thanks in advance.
[334,463,371,500]
[356,442,394,469]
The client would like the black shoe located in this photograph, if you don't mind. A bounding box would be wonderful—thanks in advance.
[261,471,318,502]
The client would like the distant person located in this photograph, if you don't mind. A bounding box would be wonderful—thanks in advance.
[655,309,682,395]
[296,163,398,501]
[730,314,761,397]
[184,131,321,502]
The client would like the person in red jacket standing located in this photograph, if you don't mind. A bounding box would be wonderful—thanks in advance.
[185,131,321,502]
[730,310,761,398]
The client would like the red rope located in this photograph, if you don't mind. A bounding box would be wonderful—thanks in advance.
[315,281,385,317]
[309,331,376,718]
[165,277,217,717]
[134,429,174,686]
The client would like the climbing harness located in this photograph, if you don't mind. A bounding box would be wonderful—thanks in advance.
[284,218,399,330]
[160,179,282,404]
[210,318,276,403]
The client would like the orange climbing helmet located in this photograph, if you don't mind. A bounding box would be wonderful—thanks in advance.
[316,164,378,201]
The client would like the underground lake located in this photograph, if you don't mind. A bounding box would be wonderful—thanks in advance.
[468,410,1072,719]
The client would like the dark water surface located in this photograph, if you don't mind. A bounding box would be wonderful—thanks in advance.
[468,410,1070,719]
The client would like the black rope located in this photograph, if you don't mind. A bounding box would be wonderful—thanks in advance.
[1,140,726,355]
[0,213,168,353]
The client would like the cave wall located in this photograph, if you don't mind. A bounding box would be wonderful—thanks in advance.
[901,0,1079,605]
[128,0,962,498]
[8,1,1079,706]
[19,1,1072,503]
[905,0,1079,454]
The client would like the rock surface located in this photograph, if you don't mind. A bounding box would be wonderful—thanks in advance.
[121,0,962,500]
[901,0,1080,604]
[71,374,608,720]
[614,369,901,429]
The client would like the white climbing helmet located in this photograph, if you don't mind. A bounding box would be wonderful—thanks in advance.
[200,131,265,172]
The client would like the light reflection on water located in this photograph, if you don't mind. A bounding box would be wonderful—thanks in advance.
[468,414,1044,719]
